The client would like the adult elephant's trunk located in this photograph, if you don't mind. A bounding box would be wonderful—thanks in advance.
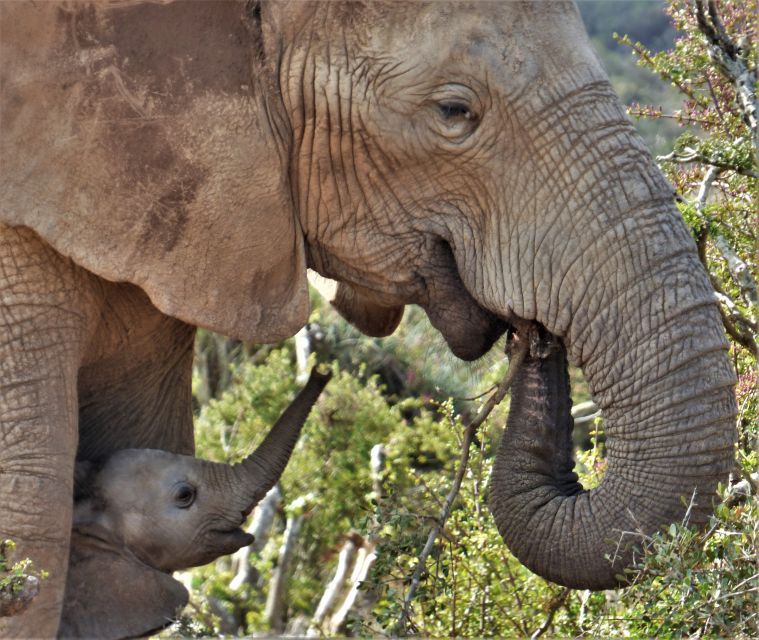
[231,368,332,513]
[490,314,735,589]
[472,78,737,590]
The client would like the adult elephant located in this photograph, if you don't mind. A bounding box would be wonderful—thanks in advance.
[0,0,736,637]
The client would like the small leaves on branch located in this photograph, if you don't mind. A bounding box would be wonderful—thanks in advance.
[623,0,757,361]
[0,540,44,618]
[392,323,531,636]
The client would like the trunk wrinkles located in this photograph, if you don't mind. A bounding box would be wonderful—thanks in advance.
[484,80,737,590]
[491,293,736,590]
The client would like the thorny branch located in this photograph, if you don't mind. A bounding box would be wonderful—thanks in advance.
[692,166,758,356]
[694,0,758,166]
[391,326,530,636]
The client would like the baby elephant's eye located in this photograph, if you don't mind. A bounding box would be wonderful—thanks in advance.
[173,482,196,509]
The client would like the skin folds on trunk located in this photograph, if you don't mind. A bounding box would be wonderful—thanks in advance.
[489,317,736,590]
[471,71,739,590]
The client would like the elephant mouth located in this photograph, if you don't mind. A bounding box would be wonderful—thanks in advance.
[419,241,509,361]
[425,299,508,361]
[208,527,255,556]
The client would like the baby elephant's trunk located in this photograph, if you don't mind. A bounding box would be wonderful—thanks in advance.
[234,367,332,510]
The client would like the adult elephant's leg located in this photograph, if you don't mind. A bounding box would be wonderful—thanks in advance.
[77,282,197,460]
[0,226,94,638]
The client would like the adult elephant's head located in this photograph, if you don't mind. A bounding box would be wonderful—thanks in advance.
[270,1,737,589]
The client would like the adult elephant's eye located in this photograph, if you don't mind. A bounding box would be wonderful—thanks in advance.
[173,482,196,509]
[431,94,481,142]
[438,101,477,122]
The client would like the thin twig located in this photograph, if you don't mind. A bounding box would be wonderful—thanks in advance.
[391,334,530,635]
[451,384,498,402]
[689,166,758,356]
[530,588,571,639]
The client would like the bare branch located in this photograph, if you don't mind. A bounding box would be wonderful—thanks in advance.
[308,536,360,635]
[391,330,530,635]
[229,485,281,591]
[712,234,759,317]
[264,514,304,632]
[530,588,571,639]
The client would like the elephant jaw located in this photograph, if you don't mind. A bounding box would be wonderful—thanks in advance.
[421,289,508,361]
[319,242,509,361]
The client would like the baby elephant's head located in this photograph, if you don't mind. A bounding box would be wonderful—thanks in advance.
[61,369,331,640]
[75,449,260,572]
[74,368,331,572]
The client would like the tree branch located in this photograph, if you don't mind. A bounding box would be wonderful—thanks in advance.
[689,166,758,356]
[694,0,758,167]
[657,149,758,178]
[391,330,530,635]
[529,588,571,639]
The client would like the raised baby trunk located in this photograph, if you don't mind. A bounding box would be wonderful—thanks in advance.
[229,367,333,516]
[62,368,332,638]
[72,368,332,574]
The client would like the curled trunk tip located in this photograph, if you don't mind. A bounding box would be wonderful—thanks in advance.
[488,321,735,590]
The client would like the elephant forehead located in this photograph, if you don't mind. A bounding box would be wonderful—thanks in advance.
[357,1,596,103]
[102,449,191,489]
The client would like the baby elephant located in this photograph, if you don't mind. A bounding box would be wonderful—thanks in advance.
[60,368,331,639]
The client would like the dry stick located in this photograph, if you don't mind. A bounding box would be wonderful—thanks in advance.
[392,335,530,636]
[692,167,759,356]
[529,587,571,640]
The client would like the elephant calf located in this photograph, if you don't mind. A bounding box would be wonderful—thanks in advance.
[59,368,331,640]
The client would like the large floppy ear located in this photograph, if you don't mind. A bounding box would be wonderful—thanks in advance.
[60,531,189,640]
[308,272,404,337]
[0,1,308,343]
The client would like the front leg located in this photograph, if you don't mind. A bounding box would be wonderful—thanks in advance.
[0,226,96,638]
[77,282,196,460]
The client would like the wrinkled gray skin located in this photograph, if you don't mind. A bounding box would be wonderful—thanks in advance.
[0,1,737,637]
[61,368,330,639]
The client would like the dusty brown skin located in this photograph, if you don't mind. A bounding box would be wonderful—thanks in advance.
[0,1,736,637]
[60,369,330,639]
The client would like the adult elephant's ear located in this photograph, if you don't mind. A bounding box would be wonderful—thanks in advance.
[60,531,188,640]
[0,1,308,343]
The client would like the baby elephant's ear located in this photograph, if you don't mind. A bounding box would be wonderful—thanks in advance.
[60,531,188,639]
